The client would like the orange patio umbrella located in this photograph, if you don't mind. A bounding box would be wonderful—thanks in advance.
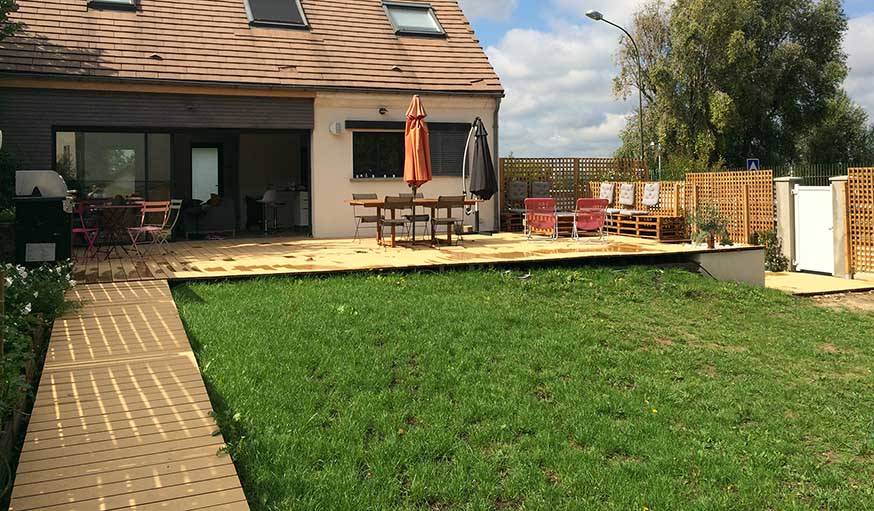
[404,95,432,241]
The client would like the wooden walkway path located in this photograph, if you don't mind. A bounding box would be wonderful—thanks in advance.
[10,281,249,510]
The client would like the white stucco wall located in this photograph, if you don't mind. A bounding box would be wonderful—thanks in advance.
[311,92,500,239]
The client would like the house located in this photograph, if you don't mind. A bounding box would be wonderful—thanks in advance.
[0,0,503,238]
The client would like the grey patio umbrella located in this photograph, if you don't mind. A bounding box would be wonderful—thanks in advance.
[466,117,498,201]
[463,117,498,232]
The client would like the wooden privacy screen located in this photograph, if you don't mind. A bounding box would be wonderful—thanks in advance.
[499,158,647,212]
[684,170,774,244]
[848,168,874,273]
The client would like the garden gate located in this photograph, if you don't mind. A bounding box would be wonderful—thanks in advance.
[793,186,834,274]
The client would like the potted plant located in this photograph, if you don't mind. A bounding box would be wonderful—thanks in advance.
[687,204,730,249]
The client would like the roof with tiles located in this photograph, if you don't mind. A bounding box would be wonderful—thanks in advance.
[0,0,503,95]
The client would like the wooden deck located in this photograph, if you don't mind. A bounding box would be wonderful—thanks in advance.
[72,233,719,284]
[10,281,249,511]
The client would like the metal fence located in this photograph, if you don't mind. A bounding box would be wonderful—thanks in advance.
[772,163,851,187]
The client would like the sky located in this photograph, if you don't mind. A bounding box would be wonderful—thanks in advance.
[458,0,874,157]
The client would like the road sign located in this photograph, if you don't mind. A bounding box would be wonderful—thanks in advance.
[747,158,761,171]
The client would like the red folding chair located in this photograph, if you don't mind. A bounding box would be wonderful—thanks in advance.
[524,198,558,240]
[573,198,609,240]
[128,201,171,256]
[72,201,99,262]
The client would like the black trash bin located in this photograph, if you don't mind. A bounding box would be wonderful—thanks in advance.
[14,171,73,265]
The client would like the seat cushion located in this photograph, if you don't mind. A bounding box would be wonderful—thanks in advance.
[642,182,661,207]
[599,182,615,203]
[356,215,380,223]
[618,183,635,207]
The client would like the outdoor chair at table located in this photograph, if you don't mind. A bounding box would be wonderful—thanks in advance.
[378,196,413,247]
[525,198,558,240]
[128,201,171,256]
[531,181,552,198]
[430,195,466,246]
[399,192,429,237]
[154,199,183,249]
[501,180,528,232]
[351,193,380,242]
[72,201,99,262]
[573,198,609,240]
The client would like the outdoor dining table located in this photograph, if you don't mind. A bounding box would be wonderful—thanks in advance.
[348,198,480,245]
[89,203,143,259]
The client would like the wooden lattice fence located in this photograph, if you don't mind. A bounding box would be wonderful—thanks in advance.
[848,168,874,273]
[500,158,646,212]
[684,170,774,244]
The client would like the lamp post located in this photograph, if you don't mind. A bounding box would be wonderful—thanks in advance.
[586,10,646,166]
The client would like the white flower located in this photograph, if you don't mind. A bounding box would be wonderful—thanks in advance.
[22,303,31,315]
[4,277,10,288]
[33,291,39,298]
[17,267,28,280]
[70,280,78,287]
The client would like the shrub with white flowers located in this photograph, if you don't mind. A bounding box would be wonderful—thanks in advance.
[2,262,75,423]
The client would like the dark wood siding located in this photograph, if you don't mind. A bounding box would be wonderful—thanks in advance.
[0,87,314,169]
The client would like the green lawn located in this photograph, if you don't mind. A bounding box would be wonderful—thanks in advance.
[173,267,874,511]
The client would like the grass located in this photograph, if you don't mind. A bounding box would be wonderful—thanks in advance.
[173,267,874,511]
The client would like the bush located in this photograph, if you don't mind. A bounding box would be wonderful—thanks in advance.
[0,208,13,223]
[750,230,790,272]
[1,262,75,423]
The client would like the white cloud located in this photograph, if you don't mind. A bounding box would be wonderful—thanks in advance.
[458,0,518,21]
[488,0,644,156]
[844,14,874,117]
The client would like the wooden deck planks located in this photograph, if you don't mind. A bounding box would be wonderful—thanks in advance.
[71,233,721,285]
[10,281,249,511]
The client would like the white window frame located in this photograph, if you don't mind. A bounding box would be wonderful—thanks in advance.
[243,0,309,29]
[383,1,445,36]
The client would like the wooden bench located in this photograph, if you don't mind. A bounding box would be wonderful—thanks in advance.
[604,213,688,242]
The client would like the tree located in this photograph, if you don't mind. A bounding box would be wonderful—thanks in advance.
[613,0,853,169]
[0,0,21,41]
[797,91,874,165]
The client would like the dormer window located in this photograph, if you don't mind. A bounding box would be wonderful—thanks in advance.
[383,1,445,36]
[244,0,308,28]
[88,0,136,11]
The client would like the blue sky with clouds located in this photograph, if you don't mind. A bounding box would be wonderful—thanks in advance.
[458,0,874,157]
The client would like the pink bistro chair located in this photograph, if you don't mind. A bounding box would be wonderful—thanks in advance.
[72,201,99,262]
[573,198,609,240]
[524,198,558,240]
[128,201,171,256]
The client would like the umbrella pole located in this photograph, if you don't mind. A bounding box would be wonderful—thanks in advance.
[411,185,417,242]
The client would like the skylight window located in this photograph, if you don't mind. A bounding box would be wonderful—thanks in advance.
[245,0,308,28]
[88,0,136,10]
[383,1,445,36]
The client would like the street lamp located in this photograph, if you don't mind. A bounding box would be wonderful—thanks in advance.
[586,10,646,166]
